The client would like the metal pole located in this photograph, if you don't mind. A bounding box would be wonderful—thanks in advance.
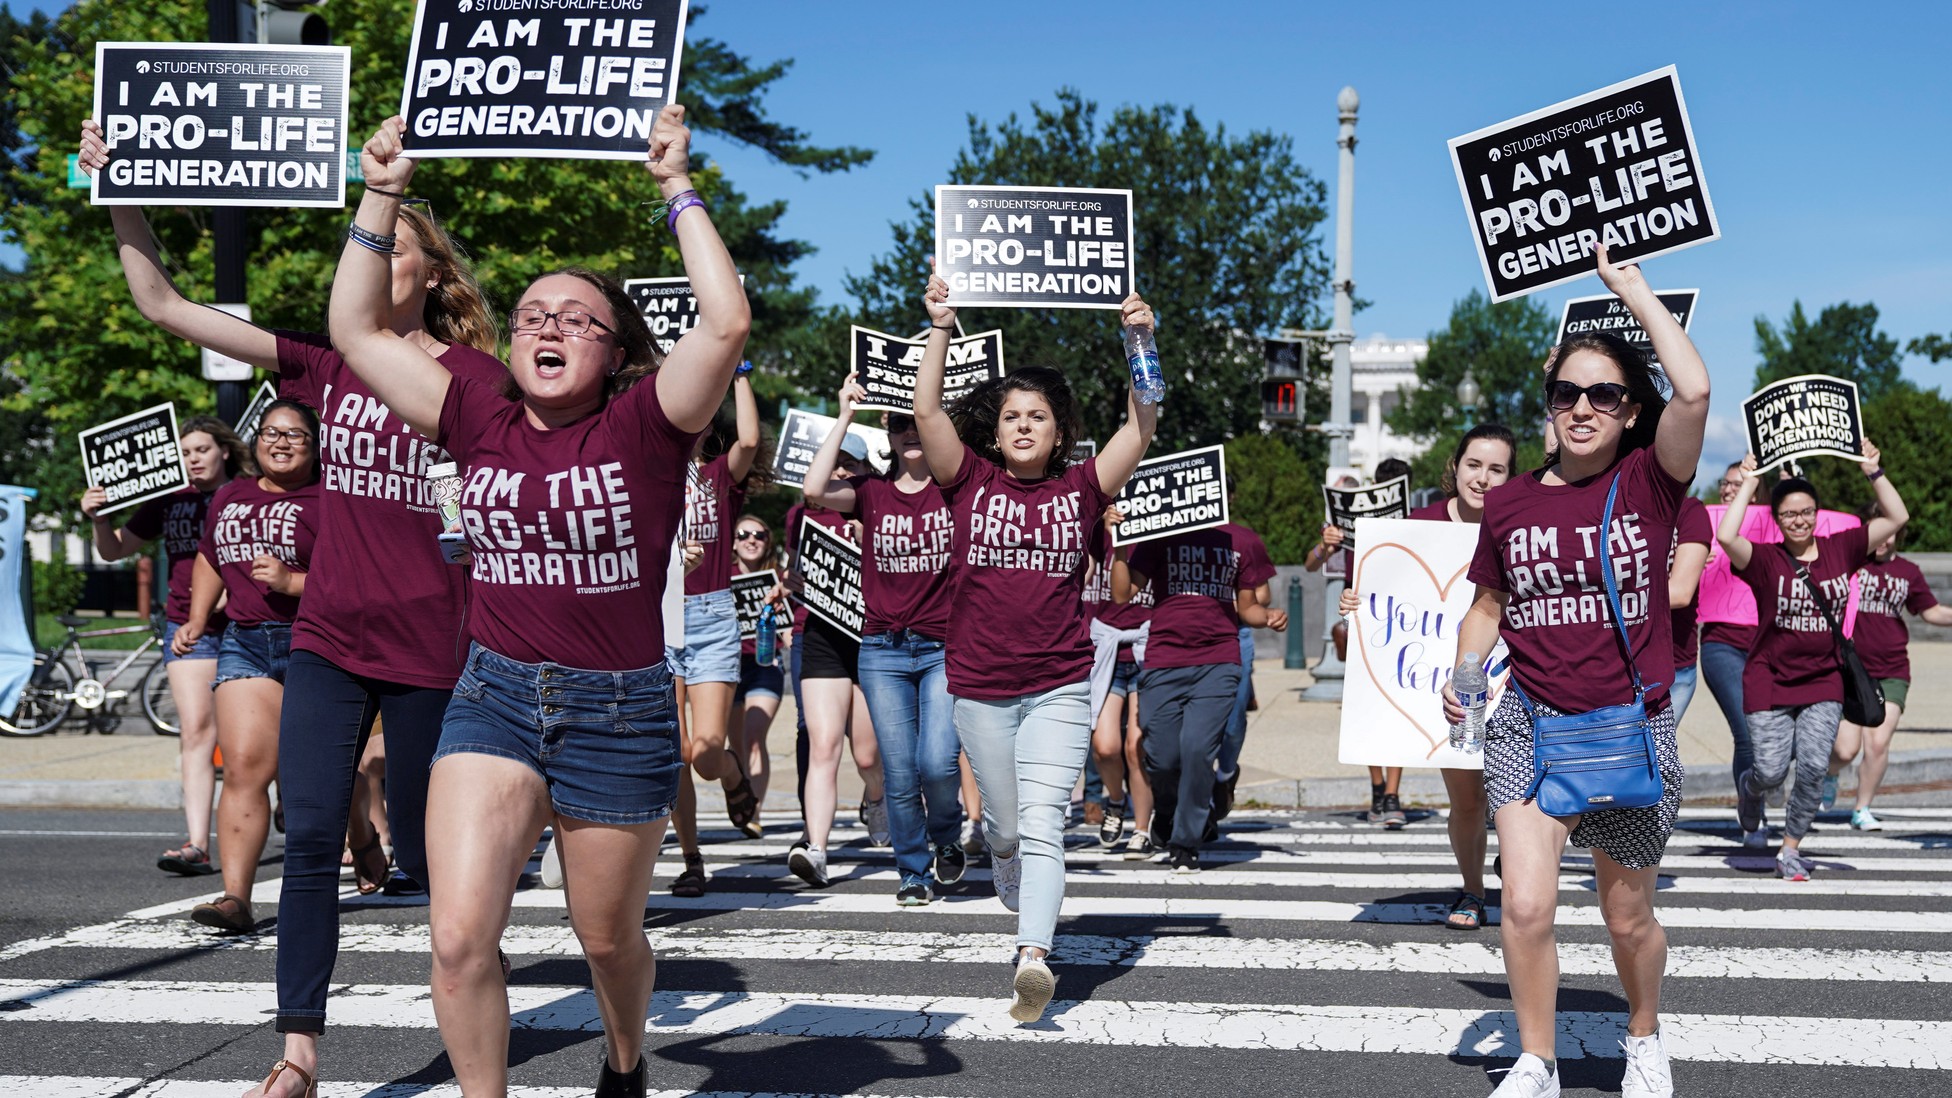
[1304,87,1358,702]
[209,0,248,425]
[1283,574,1305,669]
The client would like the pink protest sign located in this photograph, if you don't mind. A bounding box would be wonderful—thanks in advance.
[1699,505,1862,629]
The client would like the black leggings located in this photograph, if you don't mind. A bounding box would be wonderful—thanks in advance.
[274,649,451,1033]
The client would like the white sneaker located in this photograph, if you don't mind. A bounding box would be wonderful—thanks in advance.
[1851,807,1883,831]
[1620,1029,1674,1098]
[788,844,829,887]
[538,831,564,889]
[1741,827,1770,849]
[1488,1053,1560,1098]
[1008,955,1056,1022]
[1123,833,1156,861]
[991,847,1022,912]
[862,798,891,846]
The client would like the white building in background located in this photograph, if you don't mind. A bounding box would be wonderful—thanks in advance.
[1346,334,1429,474]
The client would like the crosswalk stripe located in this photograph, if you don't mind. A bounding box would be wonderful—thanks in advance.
[19,920,1952,983]
[3,979,1946,1067]
[715,828,1950,851]
[0,1079,914,1098]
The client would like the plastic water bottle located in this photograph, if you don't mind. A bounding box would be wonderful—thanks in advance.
[1124,325,1165,405]
[1452,653,1489,753]
[755,607,779,668]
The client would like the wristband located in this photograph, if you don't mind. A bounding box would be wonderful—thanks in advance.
[1866,467,1885,482]
[347,222,397,254]
[931,323,955,331]
[736,360,754,376]
[665,190,705,230]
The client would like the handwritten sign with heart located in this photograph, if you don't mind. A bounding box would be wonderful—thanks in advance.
[1337,518,1509,770]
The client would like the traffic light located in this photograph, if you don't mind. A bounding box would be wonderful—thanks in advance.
[263,0,329,45]
[1261,378,1301,422]
[1261,337,1308,424]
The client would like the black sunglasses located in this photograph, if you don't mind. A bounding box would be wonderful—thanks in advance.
[887,414,916,432]
[734,530,769,542]
[1546,380,1631,414]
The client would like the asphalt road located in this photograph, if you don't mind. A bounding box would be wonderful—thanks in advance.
[1,801,1949,1097]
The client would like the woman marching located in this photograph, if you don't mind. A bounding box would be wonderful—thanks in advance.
[1081,505,1156,857]
[804,377,964,904]
[1341,422,1517,930]
[82,416,249,878]
[916,269,1156,1021]
[730,515,791,820]
[330,107,746,1095]
[172,401,322,933]
[1444,248,1708,1098]
[1717,447,1909,876]
[78,118,506,1098]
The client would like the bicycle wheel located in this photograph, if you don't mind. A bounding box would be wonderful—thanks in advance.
[0,654,76,737]
[142,658,180,736]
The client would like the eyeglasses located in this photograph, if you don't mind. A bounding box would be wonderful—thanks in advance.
[1775,507,1817,521]
[734,530,769,542]
[258,428,313,444]
[1546,380,1631,414]
[509,308,614,339]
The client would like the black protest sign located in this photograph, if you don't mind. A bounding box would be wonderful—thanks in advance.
[730,569,779,643]
[1111,446,1228,546]
[772,410,890,490]
[79,403,187,515]
[1323,475,1410,548]
[849,326,1006,414]
[624,274,744,355]
[796,519,863,641]
[1557,289,1697,369]
[934,185,1135,309]
[235,380,280,444]
[1072,439,1098,463]
[401,0,689,160]
[1448,66,1719,302]
[1743,375,1866,469]
[91,43,350,207]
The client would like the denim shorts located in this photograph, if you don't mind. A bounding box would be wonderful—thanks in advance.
[735,652,785,701]
[161,620,222,665]
[213,622,292,686]
[1108,659,1139,698]
[665,590,741,685]
[435,643,683,826]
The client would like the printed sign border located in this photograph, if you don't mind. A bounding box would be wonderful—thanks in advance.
[1111,443,1229,547]
[932,184,1136,311]
[1742,373,1867,468]
[78,401,187,516]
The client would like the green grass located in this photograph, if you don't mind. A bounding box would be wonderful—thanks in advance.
[34,612,159,651]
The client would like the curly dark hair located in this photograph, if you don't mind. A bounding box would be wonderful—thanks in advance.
[1541,331,1670,469]
[254,399,322,486]
[946,366,1083,478]
[694,408,777,493]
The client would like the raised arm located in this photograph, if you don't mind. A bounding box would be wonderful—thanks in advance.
[803,373,866,513]
[724,370,762,483]
[1667,541,1709,609]
[1715,454,1762,572]
[1095,292,1160,497]
[327,118,452,439]
[916,271,966,486]
[81,486,148,561]
[1859,439,1910,548]
[1597,246,1709,483]
[79,120,279,369]
[651,105,753,433]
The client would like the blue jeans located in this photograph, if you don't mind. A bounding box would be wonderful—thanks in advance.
[1699,641,1752,785]
[213,622,292,686]
[858,631,959,884]
[1668,663,1698,726]
[1216,627,1254,781]
[955,681,1091,951]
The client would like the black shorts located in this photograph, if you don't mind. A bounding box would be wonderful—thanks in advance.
[798,618,860,681]
[735,652,785,701]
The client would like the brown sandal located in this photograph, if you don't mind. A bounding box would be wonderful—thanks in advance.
[256,1058,317,1098]
[191,893,256,934]
[348,834,389,896]
[669,854,708,898]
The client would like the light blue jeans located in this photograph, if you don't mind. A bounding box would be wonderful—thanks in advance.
[1668,663,1698,725]
[954,681,1092,952]
[857,630,959,885]
[1216,627,1255,781]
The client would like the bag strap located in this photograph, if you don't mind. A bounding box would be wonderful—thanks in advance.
[1788,551,1850,647]
[1509,469,1641,720]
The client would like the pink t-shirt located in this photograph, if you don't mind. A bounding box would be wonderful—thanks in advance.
[1469,446,1687,713]
[1668,497,1713,670]
[851,475,954,640]
[1128,523,1276,669]
[123,487,225,631]
[198,478,320,626]
[277,331,509,688]
[1853,556,1937,681]
[436,375,696,671]
[682,455,745,597]
[1733,526,1870,710]
[941,445,1108,700]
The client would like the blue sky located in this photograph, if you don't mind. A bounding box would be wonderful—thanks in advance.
[20,0,1950,474]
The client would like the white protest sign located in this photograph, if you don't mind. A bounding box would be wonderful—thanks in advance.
[401,0,689,159]
[1338,518,1510,769]
[1110,446,1227,546]
[849,325,1005,414]
[934,185,1135,309]
[772,409,890,490]
[78,402,187,515]
[1742,374,1866,469]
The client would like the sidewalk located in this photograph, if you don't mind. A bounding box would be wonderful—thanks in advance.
[6,644,1952,811]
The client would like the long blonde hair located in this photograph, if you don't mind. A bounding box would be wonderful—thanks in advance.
[398,206,499,355]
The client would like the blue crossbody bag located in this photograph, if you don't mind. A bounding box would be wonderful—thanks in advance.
[1510,472,1666,817]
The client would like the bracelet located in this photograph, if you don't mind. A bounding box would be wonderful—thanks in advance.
[1866,467,1885,482]
[363,183,430,206]
[931,323,955,332]
[346,222,397,254]
[735,360,754,376]
[665,190,705,231]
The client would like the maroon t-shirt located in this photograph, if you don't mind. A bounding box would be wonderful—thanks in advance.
[1845,555,1934,682]
[1699,621,1756,651]
[1083,532,1153,662]
[682,455,745,596]
[1409,498,1454,522]
[851,475,954,640]
[278,331,509,689]
[1668,497,1713,670]
[1734,526,1870,710]
[941,445,1108,699]
[1129,523,1277,669]
[437,375,695,670]
[785,503,852,634]
[198,478,320,626]
[1469,446,1687,713]
[123,487,226,631]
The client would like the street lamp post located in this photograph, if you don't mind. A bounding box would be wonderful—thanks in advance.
[1457,370,1481,430]
[1304,86,1359,703]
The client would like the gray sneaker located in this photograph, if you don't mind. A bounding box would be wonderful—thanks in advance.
[1122,833,1156,861]
[861,798,891,846]
[1736,779,1765,834]
[991,847,1022,912]
[1776,849,1813,882]
[789,844,830,888]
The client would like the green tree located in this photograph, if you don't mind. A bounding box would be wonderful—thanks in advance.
[1225,432,1317,564]
[1752,301,1909,401]
[1793,385,1952,551]
[0,0,865,524]
[841,89,1334,454]
[1385,289,1555,490]
[1907,333,1952,363]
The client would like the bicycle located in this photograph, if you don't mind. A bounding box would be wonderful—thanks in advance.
[1,612,179,737]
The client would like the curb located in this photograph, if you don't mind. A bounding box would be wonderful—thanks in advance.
[0,779,186,810]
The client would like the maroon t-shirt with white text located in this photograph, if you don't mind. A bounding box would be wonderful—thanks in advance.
[1733,526,1870,710]
[1469,446,1686,713]
[1129,523,1277,669]
[1668,497,1713,670]
[123,487,226,632]
[942,446,1108,699]
[1082,522,1153,662]
[1853,555,1938,681]
[198,478,320,626]
[683,455,745,597]
[437,375,696,670]
[851,475,954,640]
[278,331,509,688]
